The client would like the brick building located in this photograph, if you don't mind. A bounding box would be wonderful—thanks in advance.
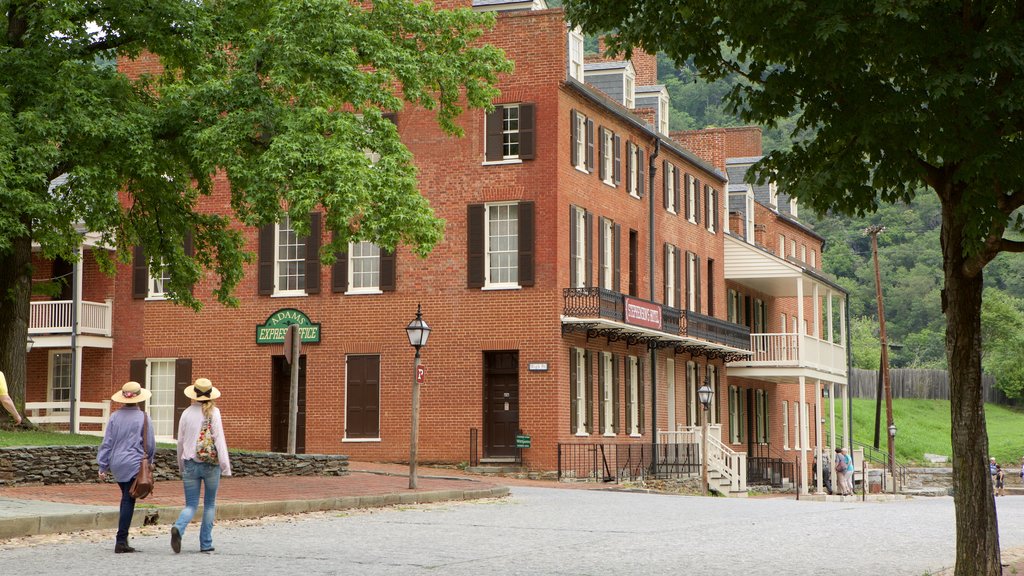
[24,0,849,494]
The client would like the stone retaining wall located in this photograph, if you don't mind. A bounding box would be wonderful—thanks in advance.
[0,446,348,486]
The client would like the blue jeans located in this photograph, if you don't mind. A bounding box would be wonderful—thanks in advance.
[173,460,222,551]
[116,480,137,545]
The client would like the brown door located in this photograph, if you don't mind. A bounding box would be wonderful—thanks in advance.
[271,355,306,453]
[483,351,519,458]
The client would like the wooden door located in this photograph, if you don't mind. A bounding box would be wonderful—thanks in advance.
[271,355,306,453]
[483,351,519,458]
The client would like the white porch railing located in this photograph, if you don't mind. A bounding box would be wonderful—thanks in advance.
[747,332,846,374]
[659,425,746,492]
[24,400,111,436]
[29,300,112,337]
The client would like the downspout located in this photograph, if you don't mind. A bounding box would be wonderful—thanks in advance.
[648,138,660,465]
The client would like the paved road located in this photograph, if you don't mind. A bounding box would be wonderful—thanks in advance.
[4,487,1024,575]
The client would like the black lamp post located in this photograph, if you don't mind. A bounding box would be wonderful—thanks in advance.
[888,423,897,494]
[405,304,431,489]
[698,379,713,496]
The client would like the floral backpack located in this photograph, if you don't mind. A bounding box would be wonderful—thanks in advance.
[195,417,219,465]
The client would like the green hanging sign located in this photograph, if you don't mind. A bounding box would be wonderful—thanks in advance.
[256,308,321,345]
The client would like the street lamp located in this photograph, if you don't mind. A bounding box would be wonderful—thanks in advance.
[697,379,713,497]
[25,335,34,354]
[405,304,431,489]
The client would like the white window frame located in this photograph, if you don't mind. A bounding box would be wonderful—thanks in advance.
[686,175,697,223]
[687,361,698,426]
[706,188,716,233]
[687,252,697,312]
[601,128,615,186]
[810,249,817,269]
[623,69,635,109]
[47,350,73,408]
[146,358,177,441]
[800,244,807,263]
[666,357,677,430]
[778,234,786,258]
[790,238,797,259]
[665,244,677,308]
[665,164,677,214]
[575,348,588,436]
[770,181,779,208]
[275,215,306,296]
[790,196,799,218]
[729,385,740,444]
[793,402,802,449]
[147,260,171,300]
[501,104,521,160]
[484,202,520,289]
[802,402,810,450]
[628,144,641,199]
[658,93,670,134]
[707,364,719,425]
[568,27,585,81]
[782,400,790,450]
[571,206,586,288]
[601,352,615,436]
[574,112,588,172]
[600,218,613,289]
[347,241,383,294]
[627,355,640,436]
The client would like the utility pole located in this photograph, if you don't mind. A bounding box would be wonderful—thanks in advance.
[865,225,895,484]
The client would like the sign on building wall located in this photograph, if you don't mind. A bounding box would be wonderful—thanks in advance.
[624,297,663,330]
[256,308,321,344]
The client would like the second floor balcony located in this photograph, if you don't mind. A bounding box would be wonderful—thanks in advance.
[28,299,114,350]
[561,287,751,357]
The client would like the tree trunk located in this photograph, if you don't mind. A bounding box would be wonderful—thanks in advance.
[942,201,1000,575]
[0,229,33,419]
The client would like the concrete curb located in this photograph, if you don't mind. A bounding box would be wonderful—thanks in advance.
[0,486,509,540]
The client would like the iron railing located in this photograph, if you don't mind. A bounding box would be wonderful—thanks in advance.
[562,287,751,352]
[746,443,793,487]
[839,435,908,488]
[557,442,700,482]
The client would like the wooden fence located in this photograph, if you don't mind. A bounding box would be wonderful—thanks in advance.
[849,368,1015,405]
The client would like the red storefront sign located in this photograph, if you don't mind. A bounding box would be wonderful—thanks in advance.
[624,297,663,330]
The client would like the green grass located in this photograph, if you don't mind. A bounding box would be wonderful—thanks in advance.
[835,398,1024,466]
[0,428,175,449]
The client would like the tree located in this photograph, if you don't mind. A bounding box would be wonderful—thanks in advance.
[564,1,1023,573]
[0,0,512,420]
[981,288,1024,399]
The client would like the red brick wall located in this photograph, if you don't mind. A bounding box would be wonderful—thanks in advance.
[673,126,763,173]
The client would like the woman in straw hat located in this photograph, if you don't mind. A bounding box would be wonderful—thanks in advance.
[170,377,231,554]
[97,381,155,553]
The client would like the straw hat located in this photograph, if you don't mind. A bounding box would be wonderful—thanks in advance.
[184,377,221,401]
[111,381,151,404]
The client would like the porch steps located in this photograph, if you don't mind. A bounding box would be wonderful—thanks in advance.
[708,470,748,498]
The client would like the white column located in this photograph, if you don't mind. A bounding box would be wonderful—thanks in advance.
[829,381,837,453]
[839,297,847,347]
[827,290,835,343]
[813,283,821,339]
[799,375,808,494]
[814,378,823,494]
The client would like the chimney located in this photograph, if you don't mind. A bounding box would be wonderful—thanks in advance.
[630,48,658,86]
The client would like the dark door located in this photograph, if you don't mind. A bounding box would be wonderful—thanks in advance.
[483,351,519,458]
[271,355,306,453]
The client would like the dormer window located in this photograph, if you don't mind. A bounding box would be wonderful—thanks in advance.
[790,196,799,218]
[658,93,670,134]
[769,181,779,208]
[624,70,635,109]
[568,27,585,81]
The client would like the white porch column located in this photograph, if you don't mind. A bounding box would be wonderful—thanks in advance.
[813,283,821,339]
[799,375,808,494]
[842,382,850,451]
[829,381,837,453]
[827,290,835,343]
[814,378,823,494]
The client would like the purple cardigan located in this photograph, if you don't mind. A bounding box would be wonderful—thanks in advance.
[97,405,156,482]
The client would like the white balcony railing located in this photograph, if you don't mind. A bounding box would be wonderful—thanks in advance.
[746,332,846,375]
[29,300,112,337]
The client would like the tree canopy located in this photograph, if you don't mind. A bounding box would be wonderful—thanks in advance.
[564,1,1024,573]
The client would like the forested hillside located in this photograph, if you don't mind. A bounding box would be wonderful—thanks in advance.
[655,52,1024,396]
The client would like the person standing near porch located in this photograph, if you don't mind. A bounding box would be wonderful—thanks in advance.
[0,371,23,425]
[171,378,231,554]
[834,447,848,495]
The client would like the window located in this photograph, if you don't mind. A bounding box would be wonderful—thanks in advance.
[600,352,616,435]
[349,241,382,292]
[707,364,719,425]
[570,110,593,172]
[598,128,620,186]
[658,94,670,134]
[345,355,381,440]
[467,202,534,289]
[754,389,768,444]
[258,213,322,296]
[570,205,591,288]
[628,229,638,296]
[782,400,790,450]
[625,142,644,198]
[686,174,698,223]
[790,196,799,218]
[810,249,817,269]
[800,244,807,263]
[705,186,718,233]
[569,348,591,435]
[686,251,699,312]
[793,402,801,449]
[778,234,786,258]
[687,361,698,426]
[729,385,740,443]
[706,259,715,316]
[486,203,519,287]
[728,288,740,323]
[624,70,635,109]
[568,27,584,81]
[148,261,171,299]
[663,162,678,214]
[626,355,642,435]
[147,359,176,438]
[48,351,72,406]
[753,299,766,333]
[664,243,680,308]
[802,402,810,449]
[485,104,535,162]
[666,357,676,429]
[790,238,797,259]
[598,217,619,290]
